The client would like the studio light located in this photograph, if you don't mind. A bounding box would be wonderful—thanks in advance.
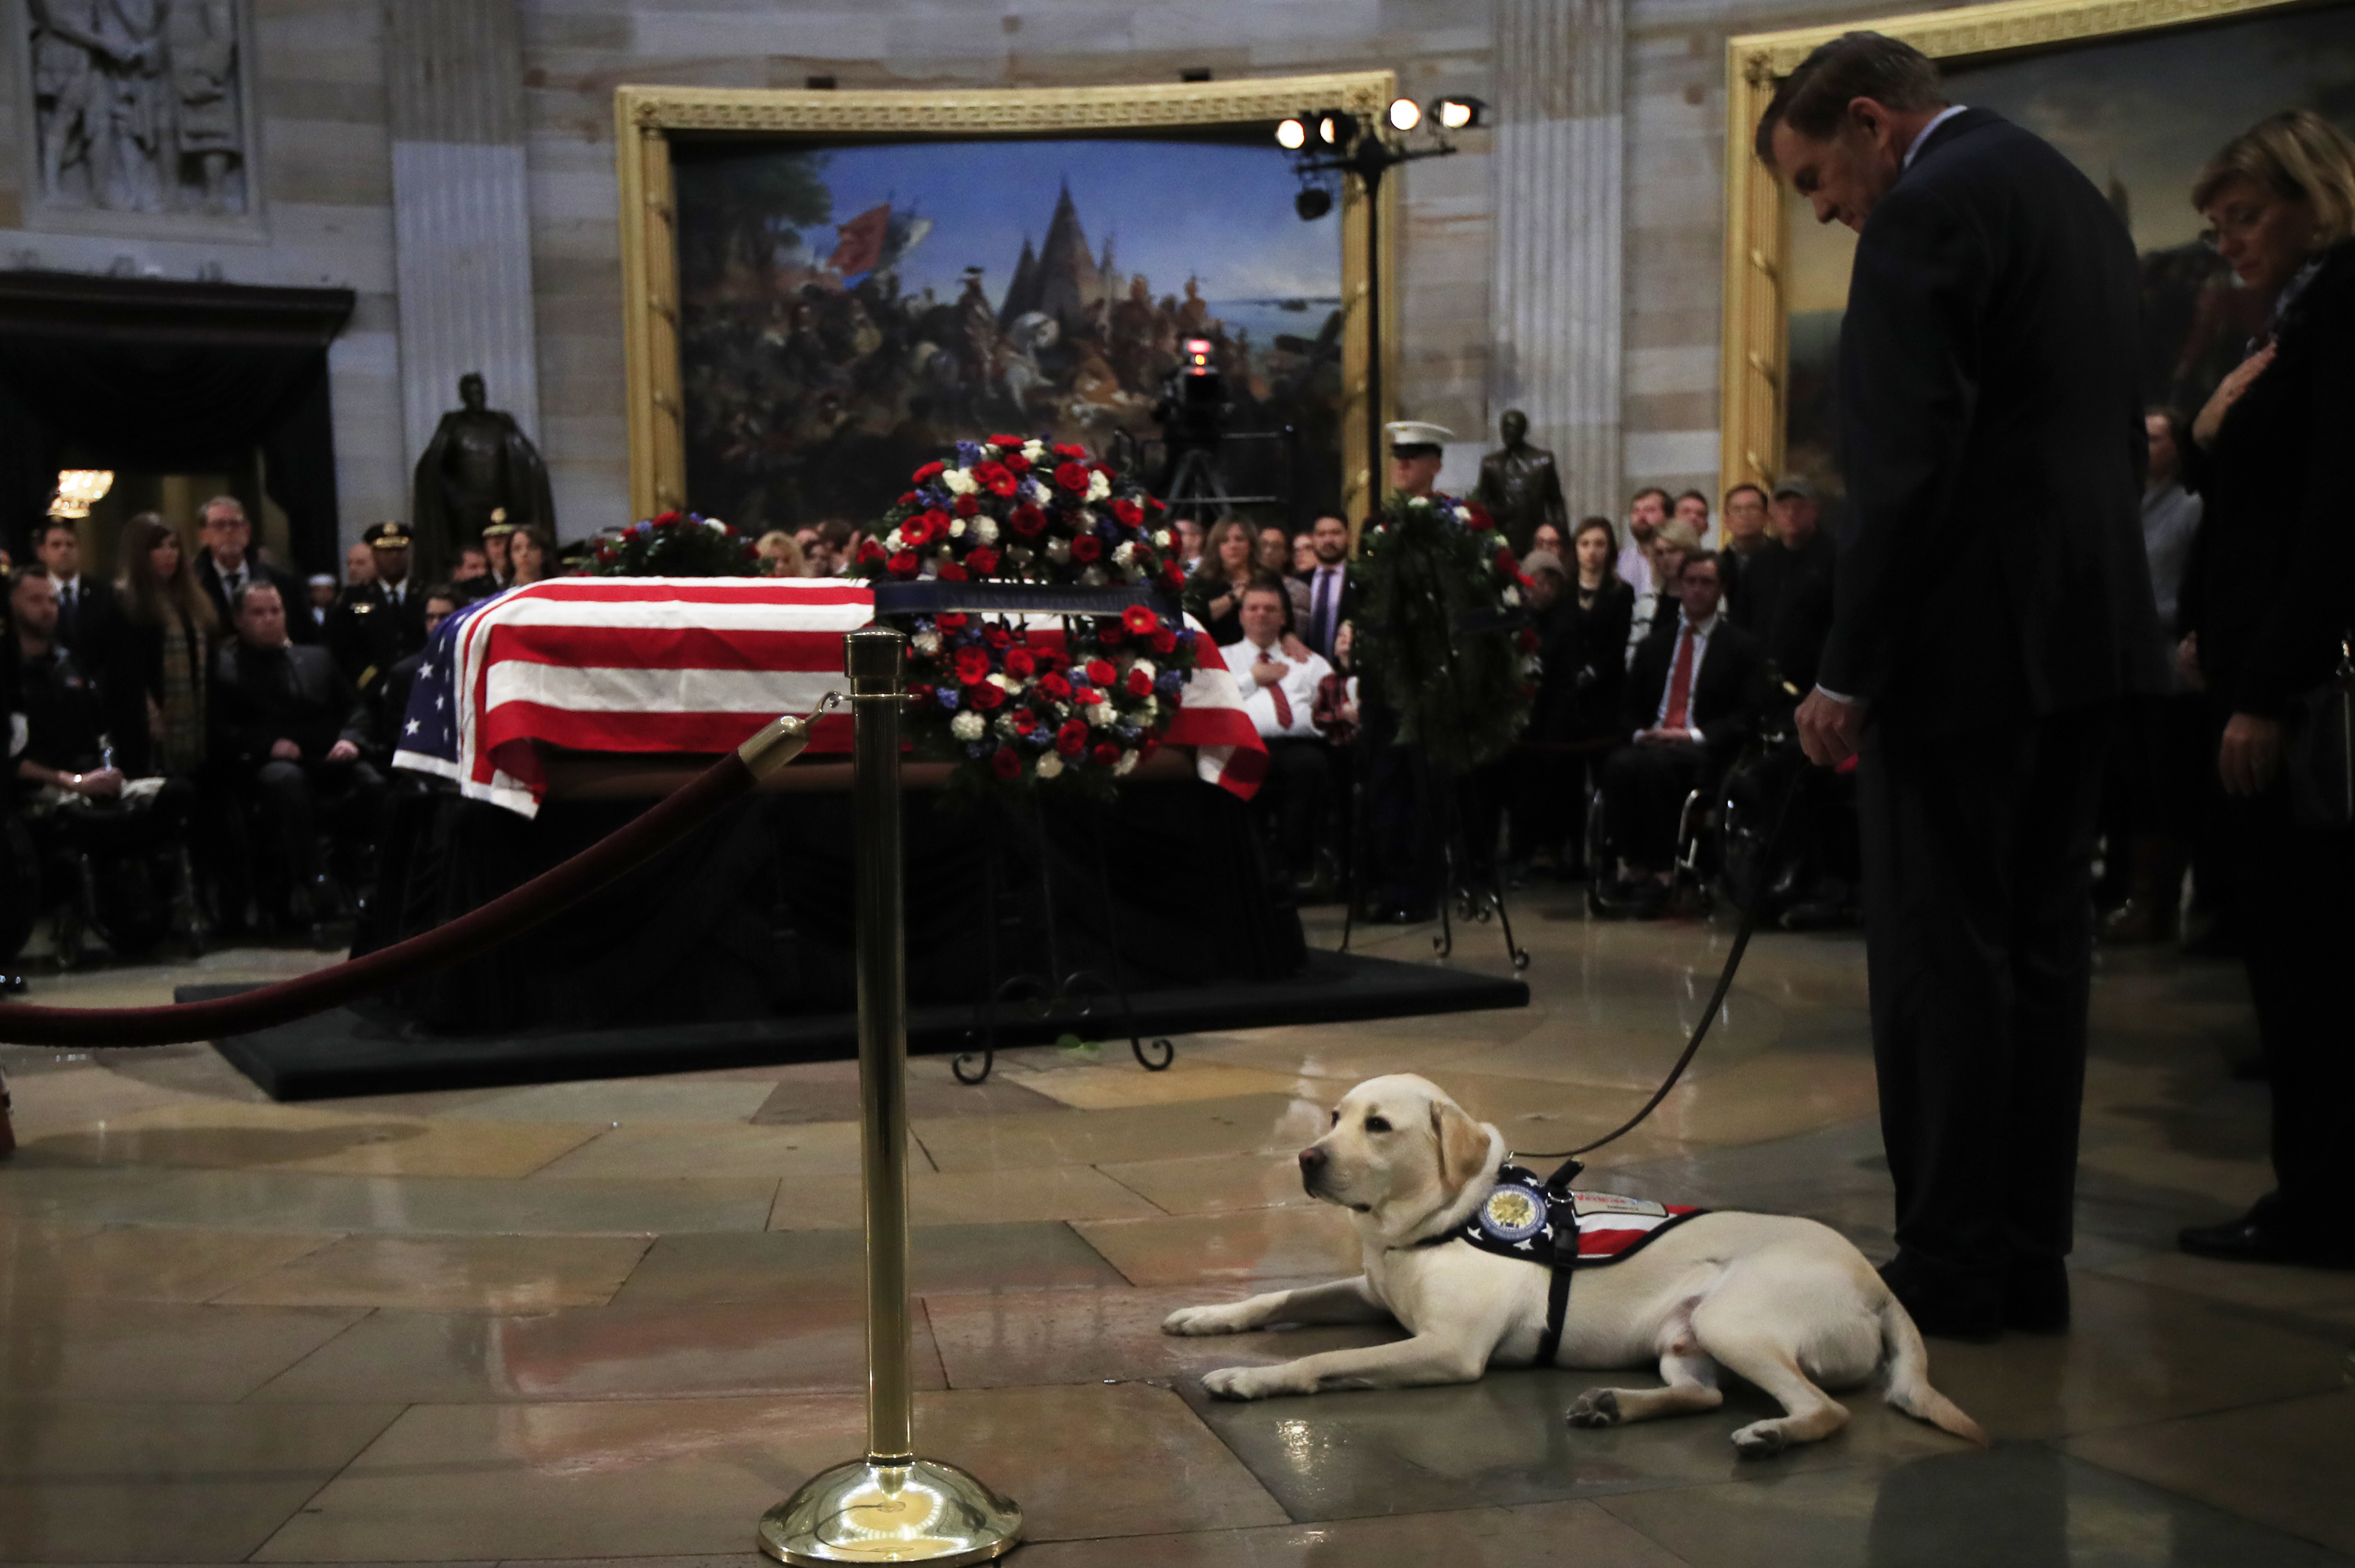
[1316,110,1357,147]
[1294,186,1333,220]
[1276,116,1307,150]
[1387,97,1421,132]
[49,470,113,519]
[1434,95,1487,131]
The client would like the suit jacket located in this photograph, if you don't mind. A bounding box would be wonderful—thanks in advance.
[209,640,372,767]
[1734,531,1837,700]
[326,579,429,690]
[1624,615,1763,761]
[2177,240,2355,718]
[49,575,120,674]
[1299,563,1357,665]
[1822,109,2163,734]
[196,552,319,644]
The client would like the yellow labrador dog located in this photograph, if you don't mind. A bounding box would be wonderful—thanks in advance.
[1163,1074,1985,1456]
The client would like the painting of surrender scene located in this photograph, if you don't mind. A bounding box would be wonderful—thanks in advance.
[671,136,1347,532]
[1780,3,2355,518]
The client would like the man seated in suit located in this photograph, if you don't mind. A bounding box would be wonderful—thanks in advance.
[1598,552,1763,915]
[1227,578,1337,889]
[212,580,384,923]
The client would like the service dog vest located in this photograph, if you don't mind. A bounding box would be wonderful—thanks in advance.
[1405,1162,1708,1365]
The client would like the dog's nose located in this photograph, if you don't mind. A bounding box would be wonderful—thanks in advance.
[1298,1147,1326,1175]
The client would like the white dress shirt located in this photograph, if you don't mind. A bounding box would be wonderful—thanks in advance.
[1652,608,1721,739]
[1227,635,1332,740]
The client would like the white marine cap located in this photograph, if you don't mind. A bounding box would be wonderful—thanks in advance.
[1385,419,1456,450]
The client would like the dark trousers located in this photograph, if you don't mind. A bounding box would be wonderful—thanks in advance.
[250,758,387,887]
[2222,777,2355,1232]
[1858,706,2111,1285]
[1253,737,1333,881]
[1600,739,1708,870]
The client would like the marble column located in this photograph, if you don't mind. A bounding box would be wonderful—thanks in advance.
[385,0,542,492]
[1488,0,1625,522]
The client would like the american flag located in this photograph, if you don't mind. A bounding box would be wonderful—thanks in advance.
[393,578,1265,816]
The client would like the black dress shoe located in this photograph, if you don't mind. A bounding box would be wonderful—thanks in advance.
[2004,1257,2070,1333]
[1879,1254,2004,1340]
[2179,1195,2355,1269]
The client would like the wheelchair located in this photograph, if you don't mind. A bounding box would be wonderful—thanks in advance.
[1584,724,1791,920]
[15,787,208,967]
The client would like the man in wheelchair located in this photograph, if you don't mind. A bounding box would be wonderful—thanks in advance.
[1593,553,1764,916]
[9,567,198,963]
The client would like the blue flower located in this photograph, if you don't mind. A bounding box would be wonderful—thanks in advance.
[965,740,992,758]
[1155,670,1185,695]
[938,688,960,711]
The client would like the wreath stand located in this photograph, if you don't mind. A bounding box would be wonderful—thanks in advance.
[952,795,1175,1084]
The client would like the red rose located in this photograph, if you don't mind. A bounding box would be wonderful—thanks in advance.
[1493,548,1519,578]
[1149,496,1169,512]
[972,461,1018,497]
[1111,499,1144,527]
[968,680,1005,710]
[858,537,887,563]
[937,561,969,581]
[1092,742,1120,769]
[908,683,934,707]
[1097,617,1127,645]
[1125,667,1154,697]
[889,551,921,579]
[1004,648,1036,678]
[1009,504,1047,539]
[1465,504,1494,532]
[1122,604,1158,635]
[953,646,992,685]
[1149,627,1176,655]
[966,547,1000,578]
[1140,736,1162,762]
[936,611,968,632]
[1003,452,1031,473]
[1070,534,1102,563]
[991,748,1022,780]
[1071,684,1101,707]
[1040,672,1073,700]
[1085,659,1117,688]
[1161,561,1186,589]
[653,510,682,528]
[954,494,981,518]
[1012,709,1038,734]
[1054,461,1090,493]
[1056,720,1089,757]
[987,433,1027,450]
[912,461,946,483]
[899,491,919,505]
[1053,443,1087,460]
[983,624,1013,649]
[899,515,936,548]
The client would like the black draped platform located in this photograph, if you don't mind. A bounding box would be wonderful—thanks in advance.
[206,774,1526,1099]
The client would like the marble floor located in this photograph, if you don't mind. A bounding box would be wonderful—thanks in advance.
[2,901,2351,1567]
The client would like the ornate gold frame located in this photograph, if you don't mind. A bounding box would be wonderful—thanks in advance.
[614,73,1397,521]
[1718,0,2314,494]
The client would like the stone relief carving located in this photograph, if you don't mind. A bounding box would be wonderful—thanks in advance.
[26,0,248,215]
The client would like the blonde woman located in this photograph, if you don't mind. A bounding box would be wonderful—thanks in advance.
[755,530,807,577]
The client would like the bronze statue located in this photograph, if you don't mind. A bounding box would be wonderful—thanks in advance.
[1473,409,1568,556]
[410,373,555,579]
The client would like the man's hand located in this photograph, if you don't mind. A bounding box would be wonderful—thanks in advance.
[2177,634,2205,692]
[325,739,360,764]
[2218,712,2282,797]
[2192,343,2275,449]
[75,767,124,801]
[1797,687,1865,767]
[269,739,301,762]
[1250,660,1285,688]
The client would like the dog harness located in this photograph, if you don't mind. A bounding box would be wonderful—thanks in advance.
[1406,1160,1709,1365]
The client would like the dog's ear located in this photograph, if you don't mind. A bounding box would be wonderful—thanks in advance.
[1429,1096,1491,1195]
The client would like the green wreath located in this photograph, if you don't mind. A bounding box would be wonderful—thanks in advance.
[1353,490,1538,773]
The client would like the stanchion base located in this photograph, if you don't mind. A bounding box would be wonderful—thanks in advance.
[757,1455,1021,1565]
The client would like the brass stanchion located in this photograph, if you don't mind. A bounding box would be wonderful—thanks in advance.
[758,627,1023,1566]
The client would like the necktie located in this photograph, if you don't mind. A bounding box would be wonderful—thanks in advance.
[1663,628,1697,732]
[1259,650,1293,729]
[1311,569,1336,657]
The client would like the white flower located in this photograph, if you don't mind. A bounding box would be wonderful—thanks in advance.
[950,712,985,741]
[1035,752,1063,779]
[1502,586,1521,607]
[1114,541,1139,567]
[1007,546,1033,564]
[913,631,942,656]
[1023,439,1047,462]
[705,516,728,531]
[1153,530,1173,550]
[1134,695,1159,721]
[1080,565,1107,586]
[1087,702,1115,727]
[987,672,1010,691]
[1086,471,1111,502]
[884,530,904,552]
[943,468,978,495]
[1046,538,1071,564]
[1028,479,1053,504]
[994,713,1020,737]
[1114,750,1138,777]
[1130,659,1156,682]
[973,518,999,545]
[949,518,966,538]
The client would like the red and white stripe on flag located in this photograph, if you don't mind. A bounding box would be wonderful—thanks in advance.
[402,578,1263,816]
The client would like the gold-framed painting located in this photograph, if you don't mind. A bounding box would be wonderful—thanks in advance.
[612,73,1398,532]
[1719,0,2354,506]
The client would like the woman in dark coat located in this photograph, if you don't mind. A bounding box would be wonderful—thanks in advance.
[109,512,217,778]
[2173,111,2355,1268]
[1516,517,1633,875]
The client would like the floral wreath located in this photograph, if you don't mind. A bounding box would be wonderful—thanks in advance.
[1352,490,1539,773]
[857,435,1200,792]
[589,510,762,575]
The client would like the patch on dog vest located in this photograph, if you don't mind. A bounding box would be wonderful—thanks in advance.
[1443,1163,1706,1268]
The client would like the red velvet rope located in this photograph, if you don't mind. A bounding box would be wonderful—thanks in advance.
[0,751,759,1048]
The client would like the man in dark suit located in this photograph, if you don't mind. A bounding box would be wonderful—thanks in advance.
[193,495,318,644]
[327,521,431,692]
[1299,511,1356,667]
[1760,33,2165,1335]
[1597,552,1761,915]
[33,520,119,679]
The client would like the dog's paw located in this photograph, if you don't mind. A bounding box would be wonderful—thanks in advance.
[1730,1420,1789,1458]
[1565,1388,1621,1429]
[1201,1365,1284,1400]
[1162,1304,1249,1337]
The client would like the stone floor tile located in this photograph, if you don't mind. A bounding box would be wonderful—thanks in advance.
[2,1298,367,1401]
[924,1281,1400,1389]
[0,1399,403,1564]
[610,1221,1126,1306]
[2091,1250,2355,1330]
[1181,1362,1974,1521]
[912,1093,1319,1173]
[255,1384,1285,1561]
[214,1233,654,1313]
[14,1100,601,1179]
[523,1120,867,1181]
[1012,1496,1692,1566]
[1005,1058,1314,1110]
[1096,1149,1323,1215]
[249,1295,947,1404]
[439,1080,777,1124]
[2063,1391,2355,1559]
[750,1057,1065,1124]
[1073,1206,1364,1287]
[908,1163,1166,1226]
[1180,1027,1514,1084]
[0,1220,339,1301]
[1598,1443,2353,1567]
